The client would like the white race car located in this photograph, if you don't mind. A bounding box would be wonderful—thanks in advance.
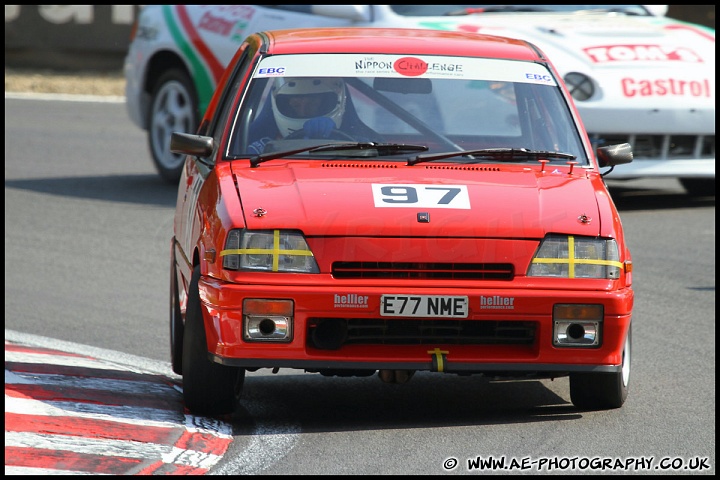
[124,5,715,195]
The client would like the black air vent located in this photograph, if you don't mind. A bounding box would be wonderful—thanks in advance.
[332,262,514,280]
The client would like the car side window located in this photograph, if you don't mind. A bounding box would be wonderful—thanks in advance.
[206,45,256,157]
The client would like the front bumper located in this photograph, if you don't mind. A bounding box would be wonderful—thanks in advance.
[197,278,633,375]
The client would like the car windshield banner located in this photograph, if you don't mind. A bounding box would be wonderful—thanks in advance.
[255,54,558,86]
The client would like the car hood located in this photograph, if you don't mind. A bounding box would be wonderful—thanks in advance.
[233,161,604,238]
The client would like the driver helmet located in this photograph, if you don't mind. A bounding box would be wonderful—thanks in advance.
[270,77,346,136]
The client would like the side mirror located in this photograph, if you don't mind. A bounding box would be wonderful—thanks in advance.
[597,143,633,176]
[170,132,214,157]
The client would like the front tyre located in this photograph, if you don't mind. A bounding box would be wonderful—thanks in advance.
[147,69,198,184]
[182,266,244,415]
[169,249,183,375]
[570,324,631,410]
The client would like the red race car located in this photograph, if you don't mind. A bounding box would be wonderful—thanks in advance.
[169,27,634,416]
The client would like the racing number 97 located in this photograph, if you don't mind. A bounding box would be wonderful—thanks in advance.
[381,186,459,204]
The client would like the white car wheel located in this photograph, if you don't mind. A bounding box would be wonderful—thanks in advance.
[147,69,198,184]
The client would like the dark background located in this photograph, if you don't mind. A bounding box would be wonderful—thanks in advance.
[4,5,716,72]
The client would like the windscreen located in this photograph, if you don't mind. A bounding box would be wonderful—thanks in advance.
[228,53,589,164]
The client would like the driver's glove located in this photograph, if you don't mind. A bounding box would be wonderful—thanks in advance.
[302,117,335,138]
[248,136,272,155]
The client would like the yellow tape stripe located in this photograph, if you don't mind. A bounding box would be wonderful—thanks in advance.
[531,258,624,267]
[272,229,280,271]
[220,248,314,256]
[219,230,313,272]
[530,236,623,278]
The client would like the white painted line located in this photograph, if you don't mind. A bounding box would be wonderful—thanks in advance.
[6,370,176,396]
[4,466,110,475]
[5,431,221,467]
[4,91,125,103]
[4,330,178,378]
[5,395,186,428]
[5,350,150,371]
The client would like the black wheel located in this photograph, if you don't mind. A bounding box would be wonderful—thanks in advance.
[182,266,245,415]
[169,252,183,375]
[570,324,631,410]
[147,69,199,184]
[680,178,715,197]
[285,127,356,142]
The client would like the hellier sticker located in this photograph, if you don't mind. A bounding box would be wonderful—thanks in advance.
[334,293,369,309]
[479,295,515,310]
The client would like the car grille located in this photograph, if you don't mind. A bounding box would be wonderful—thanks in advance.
[307,318,536,348]
[332,262,514,280]
[589,133,715,159]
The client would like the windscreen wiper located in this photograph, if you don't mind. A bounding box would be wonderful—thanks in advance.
[249,143,428,167]
[408,148,576,166]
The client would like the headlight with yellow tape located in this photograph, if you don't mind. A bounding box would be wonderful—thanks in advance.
[221,229,319,273]
[528,235,622,279]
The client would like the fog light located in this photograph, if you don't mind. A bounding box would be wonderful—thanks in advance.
[243,299,293,342]
[553,304,602,347]
[244,315,292,341]
[554,320,600,346]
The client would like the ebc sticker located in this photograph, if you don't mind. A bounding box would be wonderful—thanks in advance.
[257,66,286,76]
[372,184,470,209]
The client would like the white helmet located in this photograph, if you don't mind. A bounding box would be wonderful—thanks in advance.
[271,77,346,136]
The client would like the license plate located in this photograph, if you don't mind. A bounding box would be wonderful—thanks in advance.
[380,295,468,318]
